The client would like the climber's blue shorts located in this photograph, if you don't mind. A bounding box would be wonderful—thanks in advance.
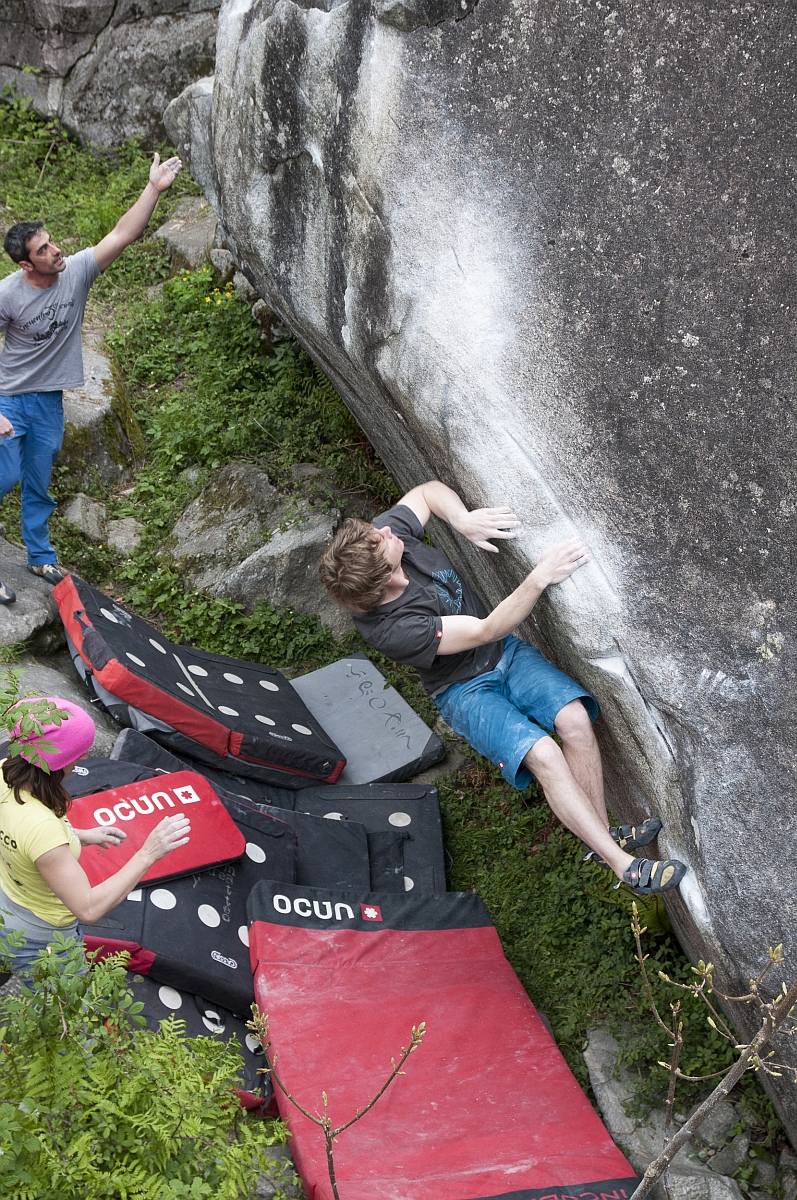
[433,635,598,790]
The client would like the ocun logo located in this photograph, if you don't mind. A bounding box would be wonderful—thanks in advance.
[211,950,237,969]
[93,784,202,826]
[273,894,355,921]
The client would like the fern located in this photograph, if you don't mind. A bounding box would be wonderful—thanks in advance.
[0,933,286,1199]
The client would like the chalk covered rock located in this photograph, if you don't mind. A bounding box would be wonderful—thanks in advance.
[167,462,350,635]
[0,540,62,654]
[61,494,106,544]
[166,0,797,1139]
[154,197,217,273]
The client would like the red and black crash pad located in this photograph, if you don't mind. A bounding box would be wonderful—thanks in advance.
[247,880,638,1200]
[111,727,296,809]
[55,575,345,788]
[126,972,271,1108]
[298,783,447,894]
[69,770,245,887]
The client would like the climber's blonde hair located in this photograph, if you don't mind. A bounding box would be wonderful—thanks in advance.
[319,519,392,612]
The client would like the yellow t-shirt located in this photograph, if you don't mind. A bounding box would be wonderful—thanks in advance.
[0,774,81,926]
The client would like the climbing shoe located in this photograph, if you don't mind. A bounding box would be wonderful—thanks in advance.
[0,580,15,605]
[609,817,662,853]
[28,563,66,585]
[583,817,662,868]
[620,857,686,894]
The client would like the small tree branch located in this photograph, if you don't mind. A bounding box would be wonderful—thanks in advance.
[629,975,797,1200]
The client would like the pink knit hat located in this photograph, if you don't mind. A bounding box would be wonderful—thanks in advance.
[12,697,96,771]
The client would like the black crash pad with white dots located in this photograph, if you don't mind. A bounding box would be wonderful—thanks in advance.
[64,755,159,798]
[297,783,447,894]
[110,727,296,809]
[84,795,297,1012]
[126,972,271,1107]
[291,655,445,784]
[55,575,345,788]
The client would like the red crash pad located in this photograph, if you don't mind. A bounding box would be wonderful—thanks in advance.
[69,770,245,886]
[247,881,638,1200]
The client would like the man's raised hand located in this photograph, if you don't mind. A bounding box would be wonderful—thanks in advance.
[454,506,521,553]
[149,152,182,192]
[533,538,591,586]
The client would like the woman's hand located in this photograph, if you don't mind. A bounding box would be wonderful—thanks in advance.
[452,507,520,552]
[141,815,191,864]
[79,825,127,848]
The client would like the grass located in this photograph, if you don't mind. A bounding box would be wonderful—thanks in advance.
[0,92,789,1165]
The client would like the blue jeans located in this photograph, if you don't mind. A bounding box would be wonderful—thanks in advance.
[434,636,598,790]
[0,390,64,565]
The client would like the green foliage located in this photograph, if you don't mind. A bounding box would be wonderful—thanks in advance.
[0,673,70,771]
[105,266,398,501]
[0,935,285,1199]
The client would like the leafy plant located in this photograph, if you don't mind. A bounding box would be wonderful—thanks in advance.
[0,671,70,772]
[0,934,286,1199]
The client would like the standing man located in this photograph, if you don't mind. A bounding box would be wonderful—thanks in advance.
[0,152,182,602]
[320,481,687,895]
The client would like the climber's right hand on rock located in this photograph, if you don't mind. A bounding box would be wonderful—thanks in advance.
[141,814,191,864]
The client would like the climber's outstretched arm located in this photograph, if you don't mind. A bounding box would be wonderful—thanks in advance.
[397,481,520,552]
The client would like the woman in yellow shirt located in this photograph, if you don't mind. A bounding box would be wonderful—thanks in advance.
[0,697,190,977]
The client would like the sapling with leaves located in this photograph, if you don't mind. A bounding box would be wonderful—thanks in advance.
[0,668,71,772]
[248,1004,426,1200]
[629,902,797,1200]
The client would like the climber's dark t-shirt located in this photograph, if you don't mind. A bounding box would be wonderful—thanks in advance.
[352,504,504,697]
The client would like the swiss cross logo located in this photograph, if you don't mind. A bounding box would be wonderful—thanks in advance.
[360,904,382,921]
[435,629,443,638]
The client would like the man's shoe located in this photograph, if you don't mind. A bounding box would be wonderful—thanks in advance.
[28,563,66,585]
[619,857,687,894]
[609,817,662,853]
[0,581,16,605]
[582,817,663,868]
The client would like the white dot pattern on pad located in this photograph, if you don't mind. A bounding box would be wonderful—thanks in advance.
[404,877,415,892]
[150,889,177,910]
[245,1034,261,1054]
[259,680,279,691]
[126,889,143,902]
[238,925,250,947]
[100,608,119,623]
[255,715,275,726]
[149,638,167,653]
[292,724,312,735]
[203,1013,225,1033]
[198,904,221,928]
[158,985,182,1009]
[245,842,266,863]
[188,665,208,677]
[323,812,343,821]
[389,812,412,827]
[224,673,243,685]
[218,706,239,717]
[126,653,146,667]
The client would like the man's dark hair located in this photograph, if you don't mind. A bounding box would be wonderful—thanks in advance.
[3,221,45,264]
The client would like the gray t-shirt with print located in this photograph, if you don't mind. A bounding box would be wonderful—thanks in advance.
[0,247,101,395]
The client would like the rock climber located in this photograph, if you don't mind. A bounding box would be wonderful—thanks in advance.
[0,698,190,979]
[0,152,182,603]
[319,480,686,894]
